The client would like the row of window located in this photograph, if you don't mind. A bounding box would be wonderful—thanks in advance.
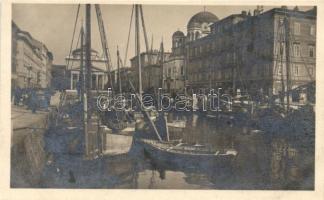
[190,38,231,57]
[190,62,313,80]
[190,41,315,60]
[23,47,44,68]
[188,24,315,58]
[277,64,314,77]
[71,73,105,90]
[279,42,316,58]
[164,66,184,78]
[292,43,315,57]
[293,22,315,36]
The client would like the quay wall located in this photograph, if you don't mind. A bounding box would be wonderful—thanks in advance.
[11,95,59,187]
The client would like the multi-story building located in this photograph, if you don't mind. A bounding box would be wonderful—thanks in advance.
[130,50,171,94]
[183,7,316,101]
[51,64,69,91]
[12,21,53,89]
[111,66,133,93]
[65,47,109,91]
[163,31,186,94]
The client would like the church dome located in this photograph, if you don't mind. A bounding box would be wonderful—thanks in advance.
[187,11,219,29]
[172,30,185,38]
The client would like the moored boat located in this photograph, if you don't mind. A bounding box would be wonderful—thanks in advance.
[100,124,134,156]
[135,137,238,171]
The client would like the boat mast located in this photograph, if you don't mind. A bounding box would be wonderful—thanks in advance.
[121,4,162,142]
[84,4,91,156]
[80,26,84,104]
[160,38,165,94]
[135,5,143,97]
[95,4,114,91]
[278,18,286,107]
[139,5,151,65]
[150,34,154,53]
[284,15,291,114]
[117,46,122,94]
[232,52,236,96]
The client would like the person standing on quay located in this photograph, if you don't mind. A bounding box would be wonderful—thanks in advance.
[14,86,22,106]
[29,88,38,114]
[44,87,52,110]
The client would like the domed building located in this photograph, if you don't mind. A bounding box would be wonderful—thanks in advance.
[187,11,219,41]
[172,31,185,47]
[66,47,109,91]
[162,11,219,94]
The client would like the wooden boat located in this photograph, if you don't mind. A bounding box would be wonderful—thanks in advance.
[167,120,186,133]
[134,137,238,170]
[100,124,134,156]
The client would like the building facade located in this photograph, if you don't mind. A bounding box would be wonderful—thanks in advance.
[162,31,186,94]
[111,67,133,93]
[12,21,53,89]
[179,7,316,101]
[65,48,109,91]
[51,64,69,91]
[130,50,171,94]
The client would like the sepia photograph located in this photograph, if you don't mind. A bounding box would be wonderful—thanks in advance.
[8,3,317,191]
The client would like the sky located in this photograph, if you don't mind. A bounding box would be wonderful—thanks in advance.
[12,4,312,68]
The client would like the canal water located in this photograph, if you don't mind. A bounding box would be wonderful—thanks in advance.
[40,111,314,189]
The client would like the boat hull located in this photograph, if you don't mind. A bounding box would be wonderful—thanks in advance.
[101,125,134,156]
[134,138,235,172]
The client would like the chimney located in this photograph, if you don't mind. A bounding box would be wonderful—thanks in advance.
[241,10,247,16]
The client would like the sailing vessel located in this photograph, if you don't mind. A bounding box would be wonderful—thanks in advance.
[120,5,239,170]
[74,4,136,156]
[95,5,136,155]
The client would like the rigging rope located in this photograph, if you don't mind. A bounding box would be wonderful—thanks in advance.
[66,4,80,71]
[139,5,151,64]
[94,4,114,91]
[69,28,82,72]
[124,5,134,66]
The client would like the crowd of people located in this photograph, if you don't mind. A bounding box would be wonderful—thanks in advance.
[12,86,52,113]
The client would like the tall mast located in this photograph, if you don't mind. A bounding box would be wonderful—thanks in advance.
[117,46,122,94]
[80,26,84,104]
[135,4,142,97]
[85,4,92,114]
[150,34,154,53]
[278,18,285,106]
[95,4,114,90]
[160,37,164,64]
[160,38,164,93]
[232,52,236,95]
[84,4,91,157]
[139,5,151,65]
[284,16,290,114]
[132,4,162,142]
[81,24,88,156]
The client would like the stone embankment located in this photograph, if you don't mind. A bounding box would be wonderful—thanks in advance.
[11,92,61,187]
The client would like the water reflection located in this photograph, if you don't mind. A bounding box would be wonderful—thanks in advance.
[42,112,314,189]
